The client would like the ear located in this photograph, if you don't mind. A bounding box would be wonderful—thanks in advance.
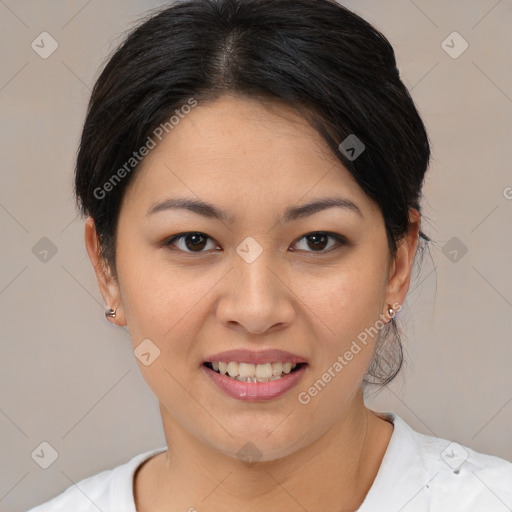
[384,207,420,315]
[84,217,127,326]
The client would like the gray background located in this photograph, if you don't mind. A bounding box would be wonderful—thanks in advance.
[0,1,511,510]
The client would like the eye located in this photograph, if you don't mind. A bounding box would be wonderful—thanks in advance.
[292,232,346,253]
[163,231,347,255]
[164,232,219,253]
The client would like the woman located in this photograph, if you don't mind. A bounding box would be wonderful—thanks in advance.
[28,0,512,510]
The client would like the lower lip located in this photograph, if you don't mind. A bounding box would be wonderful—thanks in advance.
[202,364,307,402]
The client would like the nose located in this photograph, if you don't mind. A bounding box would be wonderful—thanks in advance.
[215,252,296,336]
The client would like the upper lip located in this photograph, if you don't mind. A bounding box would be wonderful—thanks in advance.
[204,349,308,365]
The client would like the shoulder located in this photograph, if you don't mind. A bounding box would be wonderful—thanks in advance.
[410,418,512,507]
[360,412,512,511]
[26,447,167,512]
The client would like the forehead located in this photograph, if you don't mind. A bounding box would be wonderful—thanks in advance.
[121,95,377,220]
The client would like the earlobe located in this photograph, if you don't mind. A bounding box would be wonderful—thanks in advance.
[84,217,127,326]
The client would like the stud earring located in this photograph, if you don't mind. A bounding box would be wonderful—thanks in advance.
[105,306,117,319]
[387,304,398,324]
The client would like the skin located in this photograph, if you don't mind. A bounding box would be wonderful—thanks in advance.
[85,94,420,512]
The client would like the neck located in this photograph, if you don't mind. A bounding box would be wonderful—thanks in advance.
[142,396,390,512]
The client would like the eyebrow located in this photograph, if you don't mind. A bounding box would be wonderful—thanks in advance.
[146,196,363,222]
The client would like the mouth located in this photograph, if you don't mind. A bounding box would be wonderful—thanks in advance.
[203,361,307,383]
[201,349,309,401]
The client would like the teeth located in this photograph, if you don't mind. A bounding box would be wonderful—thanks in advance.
[209,361,298,381]
[282,362,293,374]
[255,363,273,379]
[272,362,283,376]
[239,363,255,378]
[227,362,239,378]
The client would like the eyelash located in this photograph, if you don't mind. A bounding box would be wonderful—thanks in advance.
[163,231,347,255]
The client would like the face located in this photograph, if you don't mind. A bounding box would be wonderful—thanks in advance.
[86,95,418,461]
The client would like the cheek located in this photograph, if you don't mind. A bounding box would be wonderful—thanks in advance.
[117,248,217,355]
[304,265,385,335]
[295,264,388,390]
[295,271,384,409]
[116,253,205,403]
[117,244,178,324]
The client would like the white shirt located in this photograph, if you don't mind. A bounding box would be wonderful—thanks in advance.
[27,413,512,512]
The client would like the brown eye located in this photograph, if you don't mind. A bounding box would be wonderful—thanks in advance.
[292,232,346,253]
[165,232,217,253]
[164,231,346,255]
